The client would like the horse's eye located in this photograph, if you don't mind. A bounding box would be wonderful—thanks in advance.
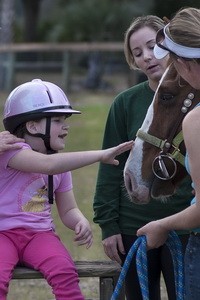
[160,93,174,101]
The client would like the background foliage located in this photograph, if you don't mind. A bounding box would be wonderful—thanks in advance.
[1,0,199,44]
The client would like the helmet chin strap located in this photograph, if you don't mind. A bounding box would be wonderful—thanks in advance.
[45,117,55,205]
[26,117,55,204]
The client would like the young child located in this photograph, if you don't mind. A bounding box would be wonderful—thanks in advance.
[0,79,133,300]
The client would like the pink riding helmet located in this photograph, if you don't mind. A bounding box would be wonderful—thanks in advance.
[3,79,81,133]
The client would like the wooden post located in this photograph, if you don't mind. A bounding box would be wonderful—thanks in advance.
[5,52,15,91]
[100,277,114,300]
[62,51,69,92]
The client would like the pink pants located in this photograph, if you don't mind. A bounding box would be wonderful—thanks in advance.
[0,228,84,300]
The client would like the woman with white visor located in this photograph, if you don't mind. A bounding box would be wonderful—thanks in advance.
[136,7,200,299]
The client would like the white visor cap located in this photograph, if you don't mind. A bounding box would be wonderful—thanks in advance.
[154,24,200,59]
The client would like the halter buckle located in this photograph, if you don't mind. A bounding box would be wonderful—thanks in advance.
[152,152,177,181]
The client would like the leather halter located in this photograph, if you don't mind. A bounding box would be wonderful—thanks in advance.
[137,91,196,180]
[137,129,184,166]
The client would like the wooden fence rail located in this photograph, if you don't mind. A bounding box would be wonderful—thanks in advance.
[13,260,125,300]
[0,42,124,91]
[0,42,124,53]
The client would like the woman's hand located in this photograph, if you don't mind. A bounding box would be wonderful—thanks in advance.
[102,234,125,264]
[0,131,25,154]
[137,220,169,250]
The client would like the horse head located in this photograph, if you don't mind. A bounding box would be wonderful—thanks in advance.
[124,63,200,204]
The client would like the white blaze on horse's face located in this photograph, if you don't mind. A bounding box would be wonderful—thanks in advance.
[124,98,154,204]
[124,68,169,204]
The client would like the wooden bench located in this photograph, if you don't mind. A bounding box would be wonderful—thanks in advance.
[12,260,125,300]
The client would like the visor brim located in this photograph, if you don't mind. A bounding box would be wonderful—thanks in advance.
[154,44,169,59]
[44,109,81,114]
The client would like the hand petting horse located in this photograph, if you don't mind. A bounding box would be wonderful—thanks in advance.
[124,63,200,204]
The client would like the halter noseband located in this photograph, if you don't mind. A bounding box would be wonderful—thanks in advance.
[137,129,184,166]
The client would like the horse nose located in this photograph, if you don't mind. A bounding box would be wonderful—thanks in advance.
[124,170,150,204]
[124,172,133,194]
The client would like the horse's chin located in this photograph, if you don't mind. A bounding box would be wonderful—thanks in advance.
[124,171,151,204]
[129,196,151,204]
[128,189,151,205]
[151,178,175,200]
[151,195,171,203]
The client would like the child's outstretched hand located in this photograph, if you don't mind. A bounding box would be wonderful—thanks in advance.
[101,140,134,165]
[74,218,93,249]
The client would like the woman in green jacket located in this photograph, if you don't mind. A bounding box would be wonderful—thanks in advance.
[93,15,192,300]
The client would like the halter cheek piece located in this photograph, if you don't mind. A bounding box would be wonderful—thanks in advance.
[45,117,55,205]
[137,91,195,181]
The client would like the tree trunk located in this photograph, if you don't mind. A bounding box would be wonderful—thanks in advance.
[21,0,41,42]
[0,0,15,89]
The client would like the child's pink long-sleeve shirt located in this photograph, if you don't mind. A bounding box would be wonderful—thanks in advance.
[0,143,72,231]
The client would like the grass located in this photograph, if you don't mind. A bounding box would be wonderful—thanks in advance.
[51,92,114,262]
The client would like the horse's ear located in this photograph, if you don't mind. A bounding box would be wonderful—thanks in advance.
[163,16,170,24]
